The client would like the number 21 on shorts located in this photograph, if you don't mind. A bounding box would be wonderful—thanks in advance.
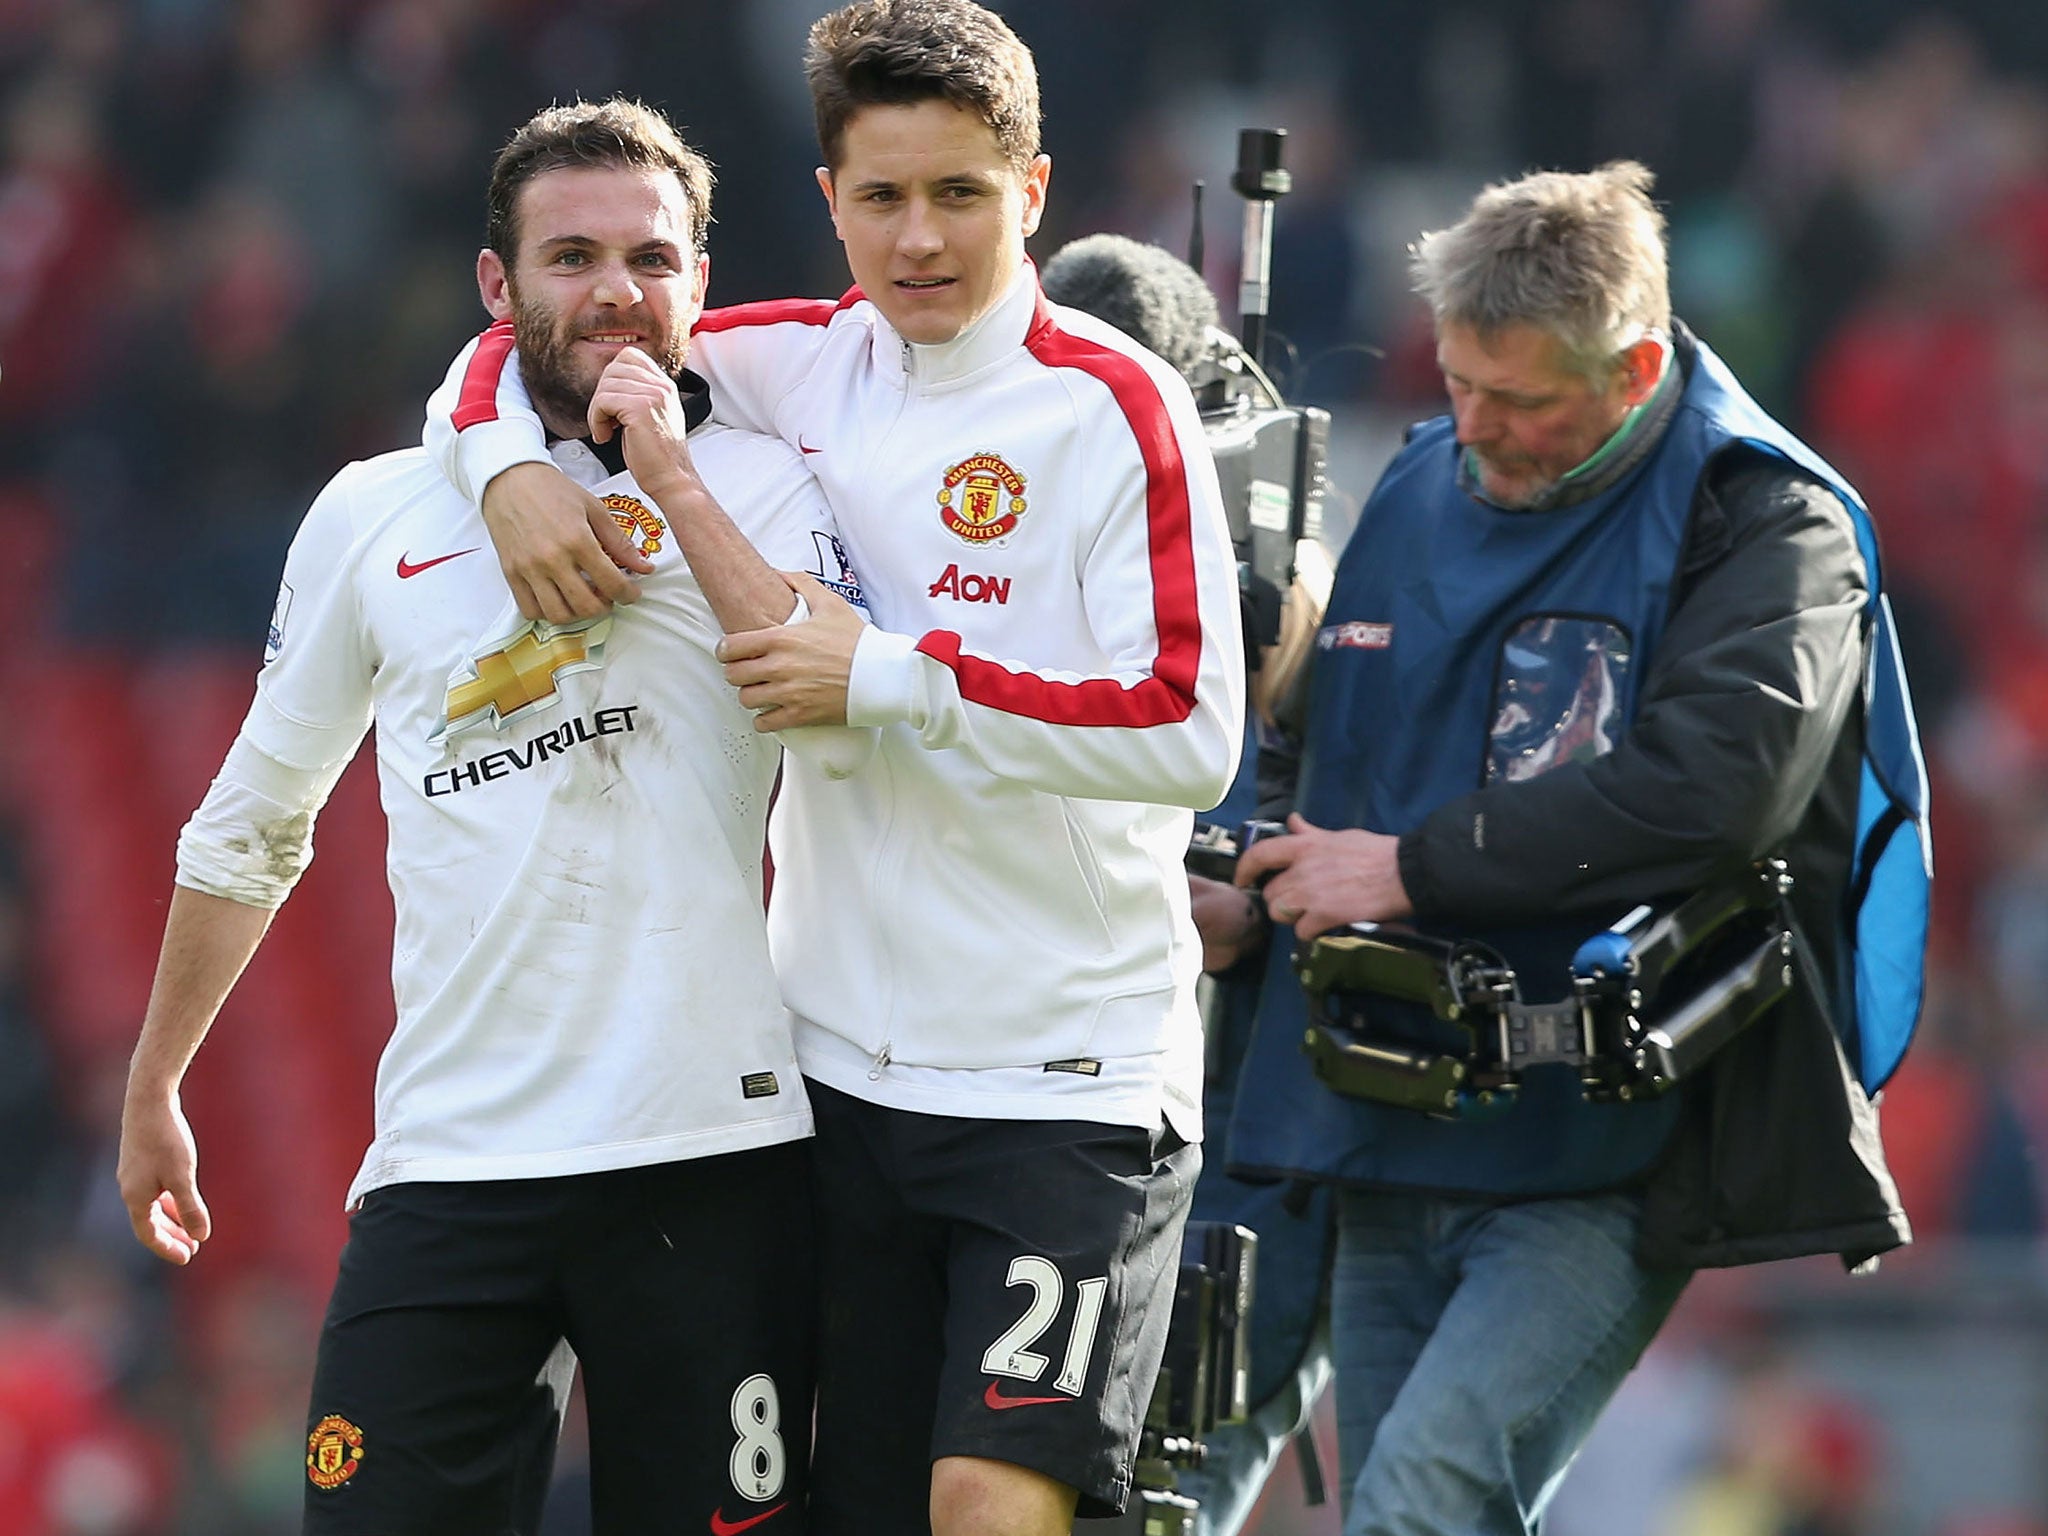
[981,1256,1108,1395]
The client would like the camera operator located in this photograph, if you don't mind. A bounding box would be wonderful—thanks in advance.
[1221,162,1919,1535]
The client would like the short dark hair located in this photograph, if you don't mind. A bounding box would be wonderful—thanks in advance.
[486,98,714,260]
[806,0,1040,173]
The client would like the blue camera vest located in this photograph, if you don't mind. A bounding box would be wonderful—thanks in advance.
[1226,337,1930,1196]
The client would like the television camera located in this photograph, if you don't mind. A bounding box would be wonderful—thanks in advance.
[1041,129,1330,645]
[1195,128,1331,617]
[1102,1220,1257,1536]
[1298,859,1797,1117]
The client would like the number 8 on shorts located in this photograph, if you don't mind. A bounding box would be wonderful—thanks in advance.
[730,1373,787,1502]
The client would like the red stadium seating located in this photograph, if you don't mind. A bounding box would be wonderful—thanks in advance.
[9,649,391,1301]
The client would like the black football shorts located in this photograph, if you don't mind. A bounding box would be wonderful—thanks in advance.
[803,1080,1198,1532]
[301,1143,813,1536]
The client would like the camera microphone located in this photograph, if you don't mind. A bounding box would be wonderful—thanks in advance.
[1043,186,1329,612]
[1041,233,1221,378]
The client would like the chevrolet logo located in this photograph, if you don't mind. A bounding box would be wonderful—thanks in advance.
[433,616,612,741]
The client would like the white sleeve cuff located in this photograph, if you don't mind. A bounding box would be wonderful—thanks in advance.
[457,420,552,507]
[174,722,358,908]
[176,774,317,910]
[845,627,920,728]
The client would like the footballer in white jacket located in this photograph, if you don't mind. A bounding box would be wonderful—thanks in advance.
[422,11,1245,1532]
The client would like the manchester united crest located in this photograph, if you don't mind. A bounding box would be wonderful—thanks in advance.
[306,1414,366,1490]
[937,453,1028,545]
[601,492,666,557]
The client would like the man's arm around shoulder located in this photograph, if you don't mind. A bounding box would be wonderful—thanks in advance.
[422,328,651,623]
[722,355,1245,806]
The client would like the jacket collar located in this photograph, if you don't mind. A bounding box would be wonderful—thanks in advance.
[873,263,1043,388]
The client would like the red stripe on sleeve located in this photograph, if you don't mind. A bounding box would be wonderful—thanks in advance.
[912,310,1204,728]
[694,288,864,334]
[450,320,518,431]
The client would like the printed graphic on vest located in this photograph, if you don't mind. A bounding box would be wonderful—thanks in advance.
[1486,615,1630,783]
[1318,620,1392,651]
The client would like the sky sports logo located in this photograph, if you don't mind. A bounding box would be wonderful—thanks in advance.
[1318,621,1392,651]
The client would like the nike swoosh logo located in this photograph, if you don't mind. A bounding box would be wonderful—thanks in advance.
[709,1504,787,1536]
[983,1379,1071,1411]
[798,439,823,455]
[396,548,480,579]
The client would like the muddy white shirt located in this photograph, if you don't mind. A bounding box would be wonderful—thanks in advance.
[180,418,867,1205]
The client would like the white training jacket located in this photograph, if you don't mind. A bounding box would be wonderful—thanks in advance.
[427,266,1245,1131]
[180,416,870,1206]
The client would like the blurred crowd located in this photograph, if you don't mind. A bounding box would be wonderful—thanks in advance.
[6,0,2048,1530]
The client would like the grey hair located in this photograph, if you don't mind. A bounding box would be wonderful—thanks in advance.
[1409,161,1671,378]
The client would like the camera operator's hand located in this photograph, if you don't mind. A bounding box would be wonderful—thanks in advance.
[1189,872,1266,972]
[1235,812,1413,939]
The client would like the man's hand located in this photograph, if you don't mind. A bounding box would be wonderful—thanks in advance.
[1234,811,1414,939]
[117,1088,211,1265]
[717,573,863,730]
[590,345,700,504]
[1189,872,1266,972]
[481,462,652,624]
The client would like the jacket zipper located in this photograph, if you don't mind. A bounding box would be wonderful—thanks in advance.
[851,344,914,1064]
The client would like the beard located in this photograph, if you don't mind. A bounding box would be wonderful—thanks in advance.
[1469,451,1558,511]
[505,281,690,435]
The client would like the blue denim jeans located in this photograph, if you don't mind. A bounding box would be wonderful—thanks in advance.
[1332,1188,1689,1536]
[1179,1312,1335,1536]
